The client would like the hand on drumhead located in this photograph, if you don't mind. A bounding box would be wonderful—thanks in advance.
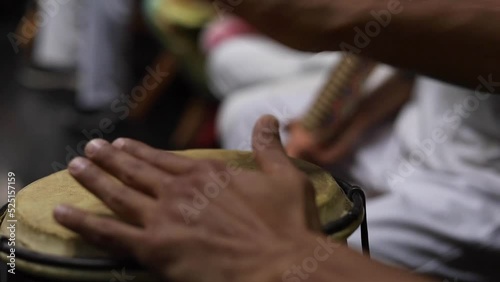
[53,115,322,282]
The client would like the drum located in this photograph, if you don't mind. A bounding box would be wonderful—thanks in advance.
[0,150,366,282]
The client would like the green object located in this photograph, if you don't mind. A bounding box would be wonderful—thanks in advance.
[143,0,215,97]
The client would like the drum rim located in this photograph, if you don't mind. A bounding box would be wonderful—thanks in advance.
[0,179,364,270]
[0,202,141,270]
[323,179,365,234]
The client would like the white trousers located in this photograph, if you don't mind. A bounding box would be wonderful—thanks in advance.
[34,0,134,110]
[76,0,134,110]
[33,0,81,69]
[209,36,500,281]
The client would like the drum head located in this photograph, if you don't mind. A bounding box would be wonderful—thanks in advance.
[0,149,362,281]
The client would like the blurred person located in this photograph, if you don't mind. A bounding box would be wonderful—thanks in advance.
[27,0,134,119]
[202,16,337,99]
[76,0,134,113]
[206,20,397,148]
[32,0,80,70]
[294,75,500,282]
[212,6,500,282]
[24,0,81,90]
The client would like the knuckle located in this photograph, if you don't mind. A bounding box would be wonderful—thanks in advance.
[190,231,213,247]
[119,161,145,184]
[121,139,139,154]
[79,165,100,184]
[114,138,131,149]
[171,201,193,222]
[87,229,115,246]
[78,212,92,228]
[158,178,173,191]
[148,233,164,249]
[121,138,135,147]
[152,150,168,165]
[193,159,224,173]
[164,178,193,196]
[207,159,225,169]
[189,175,211,190]
[193,160,213,172]
[88,142,111,159]
[146,231,185,255]
[103,189,128,208]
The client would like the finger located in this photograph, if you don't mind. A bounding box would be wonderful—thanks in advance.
[284,120,300,132]
[285,138,310,159]
[68,157,153,224]
[84,139,171,196]
[317,115,354,145]
[251,115,293,173]
[112,138,195,175]
[285,124,317,159]
[285,143,300,159]
[54,205,142,255]
[315,125,362,165]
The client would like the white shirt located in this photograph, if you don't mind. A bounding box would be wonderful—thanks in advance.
[395,77,500,197]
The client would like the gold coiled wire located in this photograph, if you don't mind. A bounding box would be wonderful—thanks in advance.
[300,55,370,132]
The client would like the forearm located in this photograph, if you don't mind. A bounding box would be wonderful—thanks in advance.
[227,0,500,92]
[275,233,435,282]
[333,0,500,92]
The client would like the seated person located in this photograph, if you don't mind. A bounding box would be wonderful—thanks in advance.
[212,31,500,282]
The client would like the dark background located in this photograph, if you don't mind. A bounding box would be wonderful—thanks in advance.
[0,2,196,279]
[0,0,199,189]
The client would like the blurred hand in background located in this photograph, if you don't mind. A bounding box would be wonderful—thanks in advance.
[286,72,415,166]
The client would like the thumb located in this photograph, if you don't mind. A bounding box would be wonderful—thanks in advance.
[252,115,292,173]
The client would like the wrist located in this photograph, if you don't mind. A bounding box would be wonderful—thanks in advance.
[244,230,436,282]
[247,232,343,282]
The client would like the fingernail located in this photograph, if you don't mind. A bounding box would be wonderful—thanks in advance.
[85,139,105,156]
[54,205,71,220]
[112,138,126,149]
[68,157,88,174]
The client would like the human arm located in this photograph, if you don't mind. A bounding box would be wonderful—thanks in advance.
[54,116,434,282]
[218,0,500,92]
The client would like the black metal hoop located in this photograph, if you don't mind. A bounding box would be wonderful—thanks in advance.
[323,179,370,256]
[0,204,142,270]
